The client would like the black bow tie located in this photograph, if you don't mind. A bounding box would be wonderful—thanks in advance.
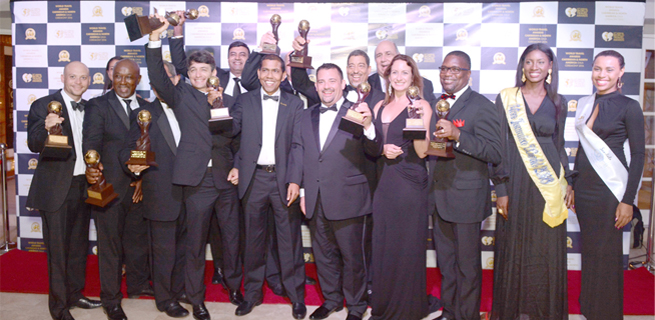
[440,94,456,100]
[71,101,85,111]
[320,105,338,114]
[345,85,355,92]
[263,94,279,102]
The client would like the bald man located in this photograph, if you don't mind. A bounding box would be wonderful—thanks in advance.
[27,61,102,320]
[83,59,150,320]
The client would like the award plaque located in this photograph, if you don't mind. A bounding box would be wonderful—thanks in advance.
[261,14,281,54]
[126,110,158,166]
[207,76,233,133]
[41,101,72,159]
[425,99,455,158]
[85,150,118,207]
[339,82,371,135]
[124,8,199,42]
[402,86,427,140]
[288,20,313,69]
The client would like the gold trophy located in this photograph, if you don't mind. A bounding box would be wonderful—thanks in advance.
[41,101,72,159]
[425,99,455,158]
[207,76,233,133]
[288,20,313,69]
[261,14,281,54]
[402,86,427,140]
[126,110,158,166]
[124,8,199,42]
[339,82,371,134]
[85,150,118,207]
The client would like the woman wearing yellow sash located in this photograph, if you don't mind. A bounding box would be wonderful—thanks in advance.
[490,44,574,320]
[573,50,645,320]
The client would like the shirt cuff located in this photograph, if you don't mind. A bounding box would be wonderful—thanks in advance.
[171,35,183,39]
[148,40,162,48]
[364,123,376,140]
[300,188,305,198]
[253,47,262,53]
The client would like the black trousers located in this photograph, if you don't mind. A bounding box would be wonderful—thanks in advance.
[433,213,482,320]
[95,185,149,306]
[40,176,91,320]
[149,207,186,311]
[183,169,241,305]
[308,195,368,317]
[242,168,305,303]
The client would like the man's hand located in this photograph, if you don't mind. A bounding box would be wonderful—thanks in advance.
[287,183,300,207]
[44,113,64,131]
[172,10,186,37]
[434,119,461,141]
[207,89,223,106]
[259,31,277,50]
[85,162,103,185]
[148,13,170,41]
[300,196,306,216]
[291,36,308,52]
[383,144,403,159]
[496,196,509,220]
[565,185,575,212]
[227,168,239,185]
[130,179,143,203]
[127,164,150,175]
[355,103,373,129]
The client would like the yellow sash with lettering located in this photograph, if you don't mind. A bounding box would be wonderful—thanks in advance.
[500,87,568,227]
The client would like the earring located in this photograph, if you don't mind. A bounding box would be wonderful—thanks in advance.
[545,69,552,84]
[521,68,526,83]
[617,77,623,89]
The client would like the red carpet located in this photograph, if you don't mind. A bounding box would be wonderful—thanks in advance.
[1,250,653,315]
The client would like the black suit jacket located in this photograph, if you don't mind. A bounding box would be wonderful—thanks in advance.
[147,44,238,188]
[368,72,437,105]
[119,100,183,221]
[300,101,383,220]
[231,89,303,202]
[169,37,230,89]
[428,87,502,223]
[26,90,84,212]
[83,91,147,201]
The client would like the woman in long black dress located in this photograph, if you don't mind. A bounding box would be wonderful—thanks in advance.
[490,43,574,320]
[573,50,644,320]
[370,54,432,320]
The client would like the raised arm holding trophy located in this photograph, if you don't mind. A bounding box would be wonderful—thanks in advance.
[207,76,233,133]
[288,20,313,69]
[261,14,281,54]
[124,7,199,42]
[41,101,73,158]
[339,82,371,134]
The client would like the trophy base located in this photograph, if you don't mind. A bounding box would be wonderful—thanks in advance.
[209,116,233,134]
[261,43,279,55]
[41,135,72,159]
[86,184,118,207]
[403,128,427,140]
[339,110,365,135]
[425,140,455,158]
[126,150,158,167]
[288,55,313,69]
[124,14,154,42]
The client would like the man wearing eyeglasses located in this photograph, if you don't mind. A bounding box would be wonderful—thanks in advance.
[428,51,502,320]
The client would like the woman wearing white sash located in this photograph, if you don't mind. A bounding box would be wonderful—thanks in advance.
[572,50,644,320]
[490,44,574,320]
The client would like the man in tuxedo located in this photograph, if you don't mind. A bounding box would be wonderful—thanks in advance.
[297,63,381,320]
[118,61,190,319]
[146,17,242,320]
[83,58,151,320]
[369,40,437,104]
[230,54,306,319]
[429,51,502,320]
[26,61,102,320]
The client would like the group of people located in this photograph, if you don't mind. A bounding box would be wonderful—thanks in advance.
[26,10,644,320]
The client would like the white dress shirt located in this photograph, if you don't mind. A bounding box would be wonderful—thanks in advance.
[442,85,469,147]
[160,100,181,147]
[320,97,376,149]
[59,90,86,176]
[257,88,281,165]
[224,72,247,96]
[116,92,139,115]
[378,74,387,94]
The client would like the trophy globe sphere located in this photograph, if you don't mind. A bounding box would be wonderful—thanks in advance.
[85,150,100,165]
[138,110,152,123]
[48,101,62,113]
[436,99,451,112]
[408,86,420,99]
[359,82,371,93]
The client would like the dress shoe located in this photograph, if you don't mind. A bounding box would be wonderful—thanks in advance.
[292,302,307,319]
[211,267,226,287]
[163,301,189,318]
[270,284,287,297]
[192,303,210,320]
[127,286,154,299]
[177,293,192,305]
[59,310,75,320]
[309,305,344,320]
[305,277,317,285]
[427,294,443,314]
[70,296,102,309]
[229,290,244,306]
[103,304,128,320]
[345,314,362,320]
[235,300,262,316]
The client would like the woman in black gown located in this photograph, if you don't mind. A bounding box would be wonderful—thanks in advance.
[573,50,644,319]
[370,54,432,320]
[490,43,574,320]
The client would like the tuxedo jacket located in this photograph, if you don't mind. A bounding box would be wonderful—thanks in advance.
[291,67,385,113]
[241,51,300,101]
[147,44,238,188]
[83,90,147,201]
[368,72,437,105]
[428,87,502,223]
[169,37,230,89]
[300,101,383,220]
[26,90,85,212]
[119,100,183,222]
[231,89,304,203]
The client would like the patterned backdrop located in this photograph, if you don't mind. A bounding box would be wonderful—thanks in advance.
[11,0,646,270]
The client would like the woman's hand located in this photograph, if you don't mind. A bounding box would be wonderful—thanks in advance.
[496,196,508,220]
[565,185,575,213]
[383,144,403,159]
[614,202,633,229]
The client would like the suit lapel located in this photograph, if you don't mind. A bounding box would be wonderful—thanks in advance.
[275,92,290,142]
[108,92,130,129]
[447,87,472,121]
[252,93,263,143]
[321,100,350,154]
[310,106,321,153]
[54,91,73,139]
[154,101,177,155]
[369,73,382,91]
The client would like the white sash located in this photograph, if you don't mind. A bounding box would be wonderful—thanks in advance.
[575,95,636,205]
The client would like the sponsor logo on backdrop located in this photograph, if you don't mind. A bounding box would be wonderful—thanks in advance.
[485,257,494,269]
[376,29,388,40]
[568,100,578,112]
[92,246,98,255]
[456,29,468,41]
[233,28,245,40]
[92,6,103,17]
[344,31,355,41]
[28,158,38,170]
[481,236,495,246]
[602,32,613,41]
[23,8,41,16]
[567,236,573,248]
[56,30,75,39]
[198,5,210,17]
[164,51,171,62]
[533,6,545,17]
[602,31,624,42]
[93,73,104,85]
[121,6,143,16]
[563,78,585,88]
[90,52,109,61]
[418,5,431,17]
[339,7,350,16]
[570,30,582,42]
[412,53,436,64]
[58,50,70,62]
[28,94,37,105]
[31,222,41,233]
[566,147,578,157]
[22,73,43,83]
[565,7,589,18]
[491,190,497,202]
[452,4,475,17]
[493,52,506,65]
[565,7,577,17]
[25,28,37,40]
